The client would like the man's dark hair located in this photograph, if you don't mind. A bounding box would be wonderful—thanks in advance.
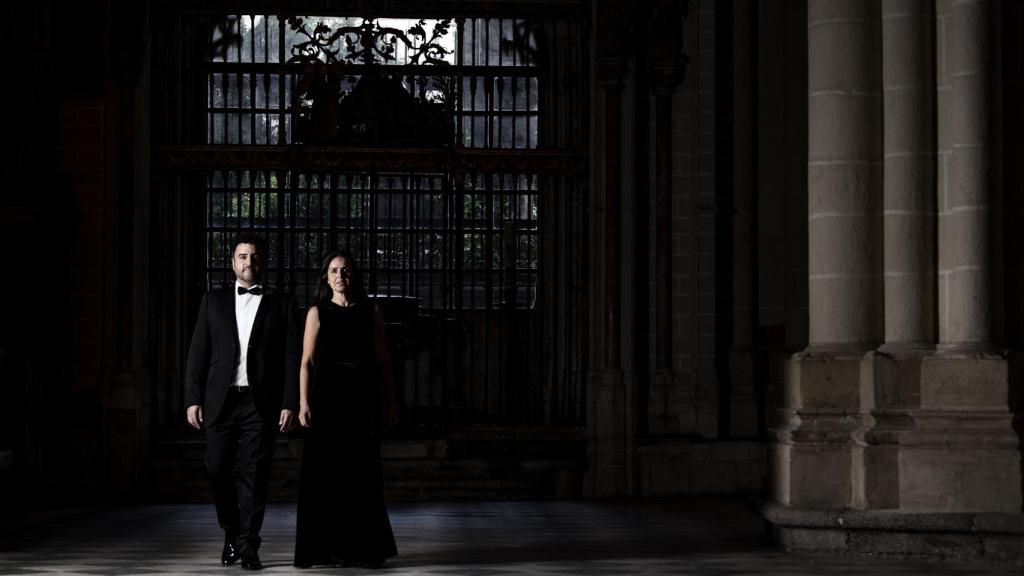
[231,231,266,257]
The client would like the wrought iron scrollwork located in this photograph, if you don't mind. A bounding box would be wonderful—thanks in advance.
[286,17,456,146]
[209,15,243,61]
[286,17,453,65]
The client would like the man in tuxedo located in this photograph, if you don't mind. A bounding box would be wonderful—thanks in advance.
[185,232,299,570]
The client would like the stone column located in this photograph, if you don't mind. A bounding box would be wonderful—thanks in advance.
[867,0,1020,518]
[805,9,883,349]
[650,2,686,375]
[603,64,624,370]
[101,1,152,500]
[770,0,882,510]
[765,0,1024,556]
[882,0,935,348]
[646,0,688,443]
[860,0,937,513]
[939,0,991,347]
[902,0,1020,515]
[586,0,633,498]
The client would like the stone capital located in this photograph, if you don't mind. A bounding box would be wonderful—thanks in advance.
[596,57,630,89]
[116,54,145,87]
[595,0,635,60]
[646,0,688,58]
[647,57,688,96]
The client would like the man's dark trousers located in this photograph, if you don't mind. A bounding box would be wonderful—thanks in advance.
[205,385,276,553]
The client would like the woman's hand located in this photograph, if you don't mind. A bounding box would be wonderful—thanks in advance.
[299,403,313,428]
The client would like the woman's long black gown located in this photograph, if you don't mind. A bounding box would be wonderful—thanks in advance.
[294,301,398,567]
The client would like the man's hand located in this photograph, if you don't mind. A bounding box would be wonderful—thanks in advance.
[279,409,296,433]
[187,405,203,430]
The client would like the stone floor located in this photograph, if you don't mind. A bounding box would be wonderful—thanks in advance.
[1,498,1021,575]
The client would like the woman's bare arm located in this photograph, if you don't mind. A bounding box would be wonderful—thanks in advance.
[299,306,320,427]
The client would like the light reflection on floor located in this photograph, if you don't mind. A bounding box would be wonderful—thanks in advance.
[1,499,1021,575]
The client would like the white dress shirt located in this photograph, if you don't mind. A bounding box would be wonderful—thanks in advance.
[231,281,263,388]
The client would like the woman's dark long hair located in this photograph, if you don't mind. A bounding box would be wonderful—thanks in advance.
[313,249,368,306]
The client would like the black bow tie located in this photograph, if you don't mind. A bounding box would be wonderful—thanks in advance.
[238,285,263,296]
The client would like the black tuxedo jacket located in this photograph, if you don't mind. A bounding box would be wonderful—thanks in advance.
[184,286,300,426]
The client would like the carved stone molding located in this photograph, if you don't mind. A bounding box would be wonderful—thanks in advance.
[596,57,630,89]
[646,0,688,96]
[647,58,687,96]
[647,0,687,59]
[595,0,635,58]
[113,3,147,87]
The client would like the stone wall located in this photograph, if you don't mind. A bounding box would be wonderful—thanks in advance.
[639,440,766,496]
[646,0,720,439]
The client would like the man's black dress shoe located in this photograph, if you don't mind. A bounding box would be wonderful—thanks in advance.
[240,549,263,570]
[221,540,241,566]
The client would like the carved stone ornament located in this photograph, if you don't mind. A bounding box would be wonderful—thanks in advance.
[595,0,635,58]
[646,0,688,95]
[647,0,688,60]
[647,57,688,96]
[596,57,630,88]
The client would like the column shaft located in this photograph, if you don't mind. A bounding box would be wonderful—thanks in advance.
[938,0,992,346]
[655,94,672,370]
[883,0,936,346]
[807,0,883,347]
[605,80,623,368]
[647,0,686,372]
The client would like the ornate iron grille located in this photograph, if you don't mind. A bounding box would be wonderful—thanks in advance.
[202,16,542,308]
[203,169,538,309]
[204,16,539,149]
[152,3,589,430]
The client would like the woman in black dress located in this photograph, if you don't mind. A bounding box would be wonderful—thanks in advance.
[294,250,398,569]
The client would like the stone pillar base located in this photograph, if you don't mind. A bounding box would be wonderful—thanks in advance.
[762,502,1024,560]
[102,366,152,500]
[770,349,872,508]
[648,369,696,435]
[766,349,1024,556]
[868,350,1022,512]
[585,369,627,497]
